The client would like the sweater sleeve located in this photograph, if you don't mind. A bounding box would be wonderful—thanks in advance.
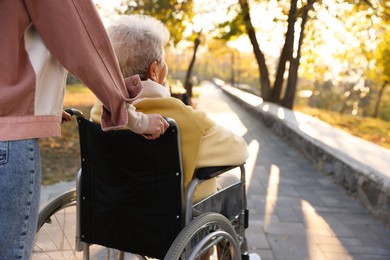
[24,0,148,133]
[190,109,249,168]
[196,124,249,167]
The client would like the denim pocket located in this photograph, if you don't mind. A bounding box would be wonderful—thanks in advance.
[0,141,8,164]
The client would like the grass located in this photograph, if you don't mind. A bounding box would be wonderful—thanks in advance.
[40,84,389,185]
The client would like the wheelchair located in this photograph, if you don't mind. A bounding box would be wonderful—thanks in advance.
[33,108,250,259]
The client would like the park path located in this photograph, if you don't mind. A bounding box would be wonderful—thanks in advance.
[40,81,390,260]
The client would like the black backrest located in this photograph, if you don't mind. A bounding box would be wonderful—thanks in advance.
[77,117,184,258]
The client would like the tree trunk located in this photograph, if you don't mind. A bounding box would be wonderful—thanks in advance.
[239,0,271,101]
[231,52,235,87]
[272,0,298,104]
[184,35,201,100]
[373,81,387,118]
[282,0,314,109]
[283,58,298,109]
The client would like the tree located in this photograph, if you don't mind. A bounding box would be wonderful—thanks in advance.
[372,28,390,117]
[183,32,201,102]
[118,0,194,45]
[281,0,315,108]
[237,0,272,100]
[225,0,389,115]
[342,0,390,118]
[217,0,316,109]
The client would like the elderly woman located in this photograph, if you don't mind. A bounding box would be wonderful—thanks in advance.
[91,14,248,202]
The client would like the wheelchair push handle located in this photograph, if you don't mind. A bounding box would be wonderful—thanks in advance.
[64,108,84,118]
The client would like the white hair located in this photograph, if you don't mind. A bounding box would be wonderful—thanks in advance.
[107,14,170,79]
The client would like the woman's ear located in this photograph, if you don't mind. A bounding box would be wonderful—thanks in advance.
[148,61,158,81]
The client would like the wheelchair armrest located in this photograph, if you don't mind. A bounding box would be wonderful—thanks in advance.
[195,165,241,180]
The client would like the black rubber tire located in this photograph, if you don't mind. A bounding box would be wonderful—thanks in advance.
[164,212,241,260]
[37,189,77,230]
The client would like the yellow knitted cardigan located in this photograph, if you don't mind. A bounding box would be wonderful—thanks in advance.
[90,80,248,202]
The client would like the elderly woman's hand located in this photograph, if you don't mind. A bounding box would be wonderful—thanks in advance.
[142,114,169,139]
[61,110,72,123]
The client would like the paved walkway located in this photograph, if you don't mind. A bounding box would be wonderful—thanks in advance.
[40,82,390,260]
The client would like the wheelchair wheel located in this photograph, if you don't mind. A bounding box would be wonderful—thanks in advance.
[164,212,241,260]
[32,190,127,260]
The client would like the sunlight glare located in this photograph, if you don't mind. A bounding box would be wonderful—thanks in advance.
[264,164,280,228]
[222,85,263,107]
[93,0,122,25]
[301,200,349,258]
[277,107,285,120]
[94,0,122,10]
[243,140,260,191]
[192,0,237,33]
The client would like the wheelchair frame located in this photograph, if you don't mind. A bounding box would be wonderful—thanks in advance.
[33,108,250,260]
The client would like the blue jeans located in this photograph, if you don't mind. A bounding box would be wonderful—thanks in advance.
[0,139,41,259]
